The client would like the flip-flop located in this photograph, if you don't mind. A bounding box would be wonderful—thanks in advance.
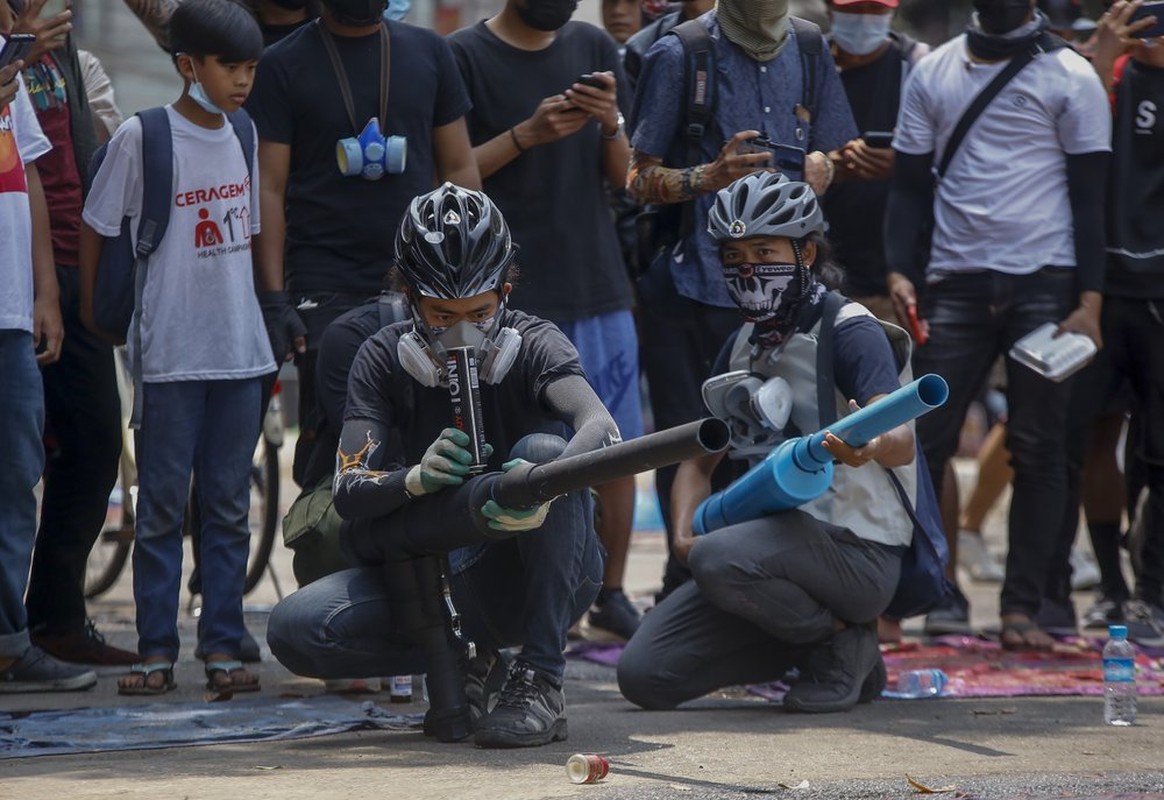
[118,662,177,696]
[204,659,261,693]
[999,619,1054,651]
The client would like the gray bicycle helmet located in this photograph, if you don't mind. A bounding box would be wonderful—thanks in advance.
[395,182,516,301]
[707,172,824,243]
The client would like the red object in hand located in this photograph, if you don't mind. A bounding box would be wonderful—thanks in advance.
[907,304,928,346]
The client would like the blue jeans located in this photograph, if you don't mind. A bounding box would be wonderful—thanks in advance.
[133,379,261,662]
[913,267,1076,617]
[267,434,605,681]
[0,331,45,658]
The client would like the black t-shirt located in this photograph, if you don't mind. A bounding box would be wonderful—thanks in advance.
[447,21,634,322]
[246,21,472,295]
[261,19,313,49]
[344,310,585,470]
[1107,59,1164,298]
[821,41,906,298]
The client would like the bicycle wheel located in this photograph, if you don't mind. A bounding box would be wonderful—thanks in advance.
[85,483,134,599]
[243,435,280,595]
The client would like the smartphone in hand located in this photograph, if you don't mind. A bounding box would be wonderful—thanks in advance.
[564,73,605,113]
[862,131,895,149]
[1131,1,1164,38]
[0,33,37,81]
[739,135,807,179]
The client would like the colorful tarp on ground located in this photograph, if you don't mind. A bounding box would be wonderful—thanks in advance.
[568,636,1164,700]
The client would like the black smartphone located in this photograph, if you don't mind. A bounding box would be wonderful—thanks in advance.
[739,135,807,178]
[576,73,606,90]
[0,33,37,76]
[1131,1,1164,38]
[863,130,895,149]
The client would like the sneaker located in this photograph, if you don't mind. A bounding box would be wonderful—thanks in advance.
[924,584,972,636]
[474,661,568,748]
[586,588,641,643]
[958,531,1004,583]
[0,646,98,693]
[466,649,513,729]
[783,622,881,714]
[1069,549,1102,591]
[324,677,382,694]
[31,620,138,666]
[1124,599,1164,648]
[1081,595,1126,631]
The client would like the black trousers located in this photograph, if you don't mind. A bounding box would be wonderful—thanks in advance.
[1047,296,1164,607]
[637,255,742,600]
[25,266,122,636]
[913,268,1076,618]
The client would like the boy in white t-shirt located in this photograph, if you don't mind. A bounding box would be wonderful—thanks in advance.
[78,0,274,695]
[0,23,90,693]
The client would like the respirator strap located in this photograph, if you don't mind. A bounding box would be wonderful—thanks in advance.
[319,18,390,135]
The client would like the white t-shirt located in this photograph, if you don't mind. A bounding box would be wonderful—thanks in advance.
[0,68,51,333]
[894,36,1111,275]
[83,105,275,382]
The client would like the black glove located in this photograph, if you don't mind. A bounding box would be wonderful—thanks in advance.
[257,291,307,362]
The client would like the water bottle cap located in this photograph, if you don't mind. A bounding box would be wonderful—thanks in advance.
[1109,624,1128,638]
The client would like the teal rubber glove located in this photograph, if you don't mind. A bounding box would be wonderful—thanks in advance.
[480,459,554,532]
[405,428,492,496]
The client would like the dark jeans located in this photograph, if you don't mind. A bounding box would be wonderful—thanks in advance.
[267,434,605,680]
[914,268,1076,618]
[0,331,45,658]
[291,291,375,487]
[637,254,742,599]
[25,266,122,637]
[617,510,901,710]
[1048,297,1164,606]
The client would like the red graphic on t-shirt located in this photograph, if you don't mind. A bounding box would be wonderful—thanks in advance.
[0,103,29,195]
[195,207,224,248]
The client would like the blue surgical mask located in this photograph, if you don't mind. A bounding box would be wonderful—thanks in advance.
[188,63,226,116]
[830,11,893,56]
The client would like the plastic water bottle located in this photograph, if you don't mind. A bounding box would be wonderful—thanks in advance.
[1103,624,1137,726]
[895,668,948,698]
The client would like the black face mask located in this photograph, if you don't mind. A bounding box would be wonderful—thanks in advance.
[973,0,1033,35]
[515,0,577,32]
[324,0,386,26]
[268,0,310,9]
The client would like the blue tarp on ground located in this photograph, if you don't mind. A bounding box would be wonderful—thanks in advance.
[0,696,423,759]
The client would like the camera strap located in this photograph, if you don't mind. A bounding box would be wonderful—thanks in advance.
[318,19,390,135]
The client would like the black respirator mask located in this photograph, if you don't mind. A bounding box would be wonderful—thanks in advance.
[324,0,388,26]
[973,0,1034,35]
[515,0,578,32]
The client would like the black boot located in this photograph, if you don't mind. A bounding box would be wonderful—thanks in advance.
[783,622,880,714]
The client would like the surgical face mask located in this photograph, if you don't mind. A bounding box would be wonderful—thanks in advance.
[187,62,226,115]
[515,0,578,32]
[972,0,1033,35]
[830,11,893,56]
[324,0,388,26]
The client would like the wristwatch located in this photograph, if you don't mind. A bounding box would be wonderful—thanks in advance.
[602,112,625,140]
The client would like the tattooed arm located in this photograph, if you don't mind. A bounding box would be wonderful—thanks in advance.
[626,131,778,205]
[121,0,178,51]
[332,418,411,521]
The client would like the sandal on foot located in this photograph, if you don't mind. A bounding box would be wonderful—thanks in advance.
[205,659,260,693]
[118,662,177,696]
[1000,619,1054,651]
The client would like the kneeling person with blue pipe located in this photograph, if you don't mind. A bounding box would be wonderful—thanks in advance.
[618,172,922,713]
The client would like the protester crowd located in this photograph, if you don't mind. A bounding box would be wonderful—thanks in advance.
[0,0,1161,752]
